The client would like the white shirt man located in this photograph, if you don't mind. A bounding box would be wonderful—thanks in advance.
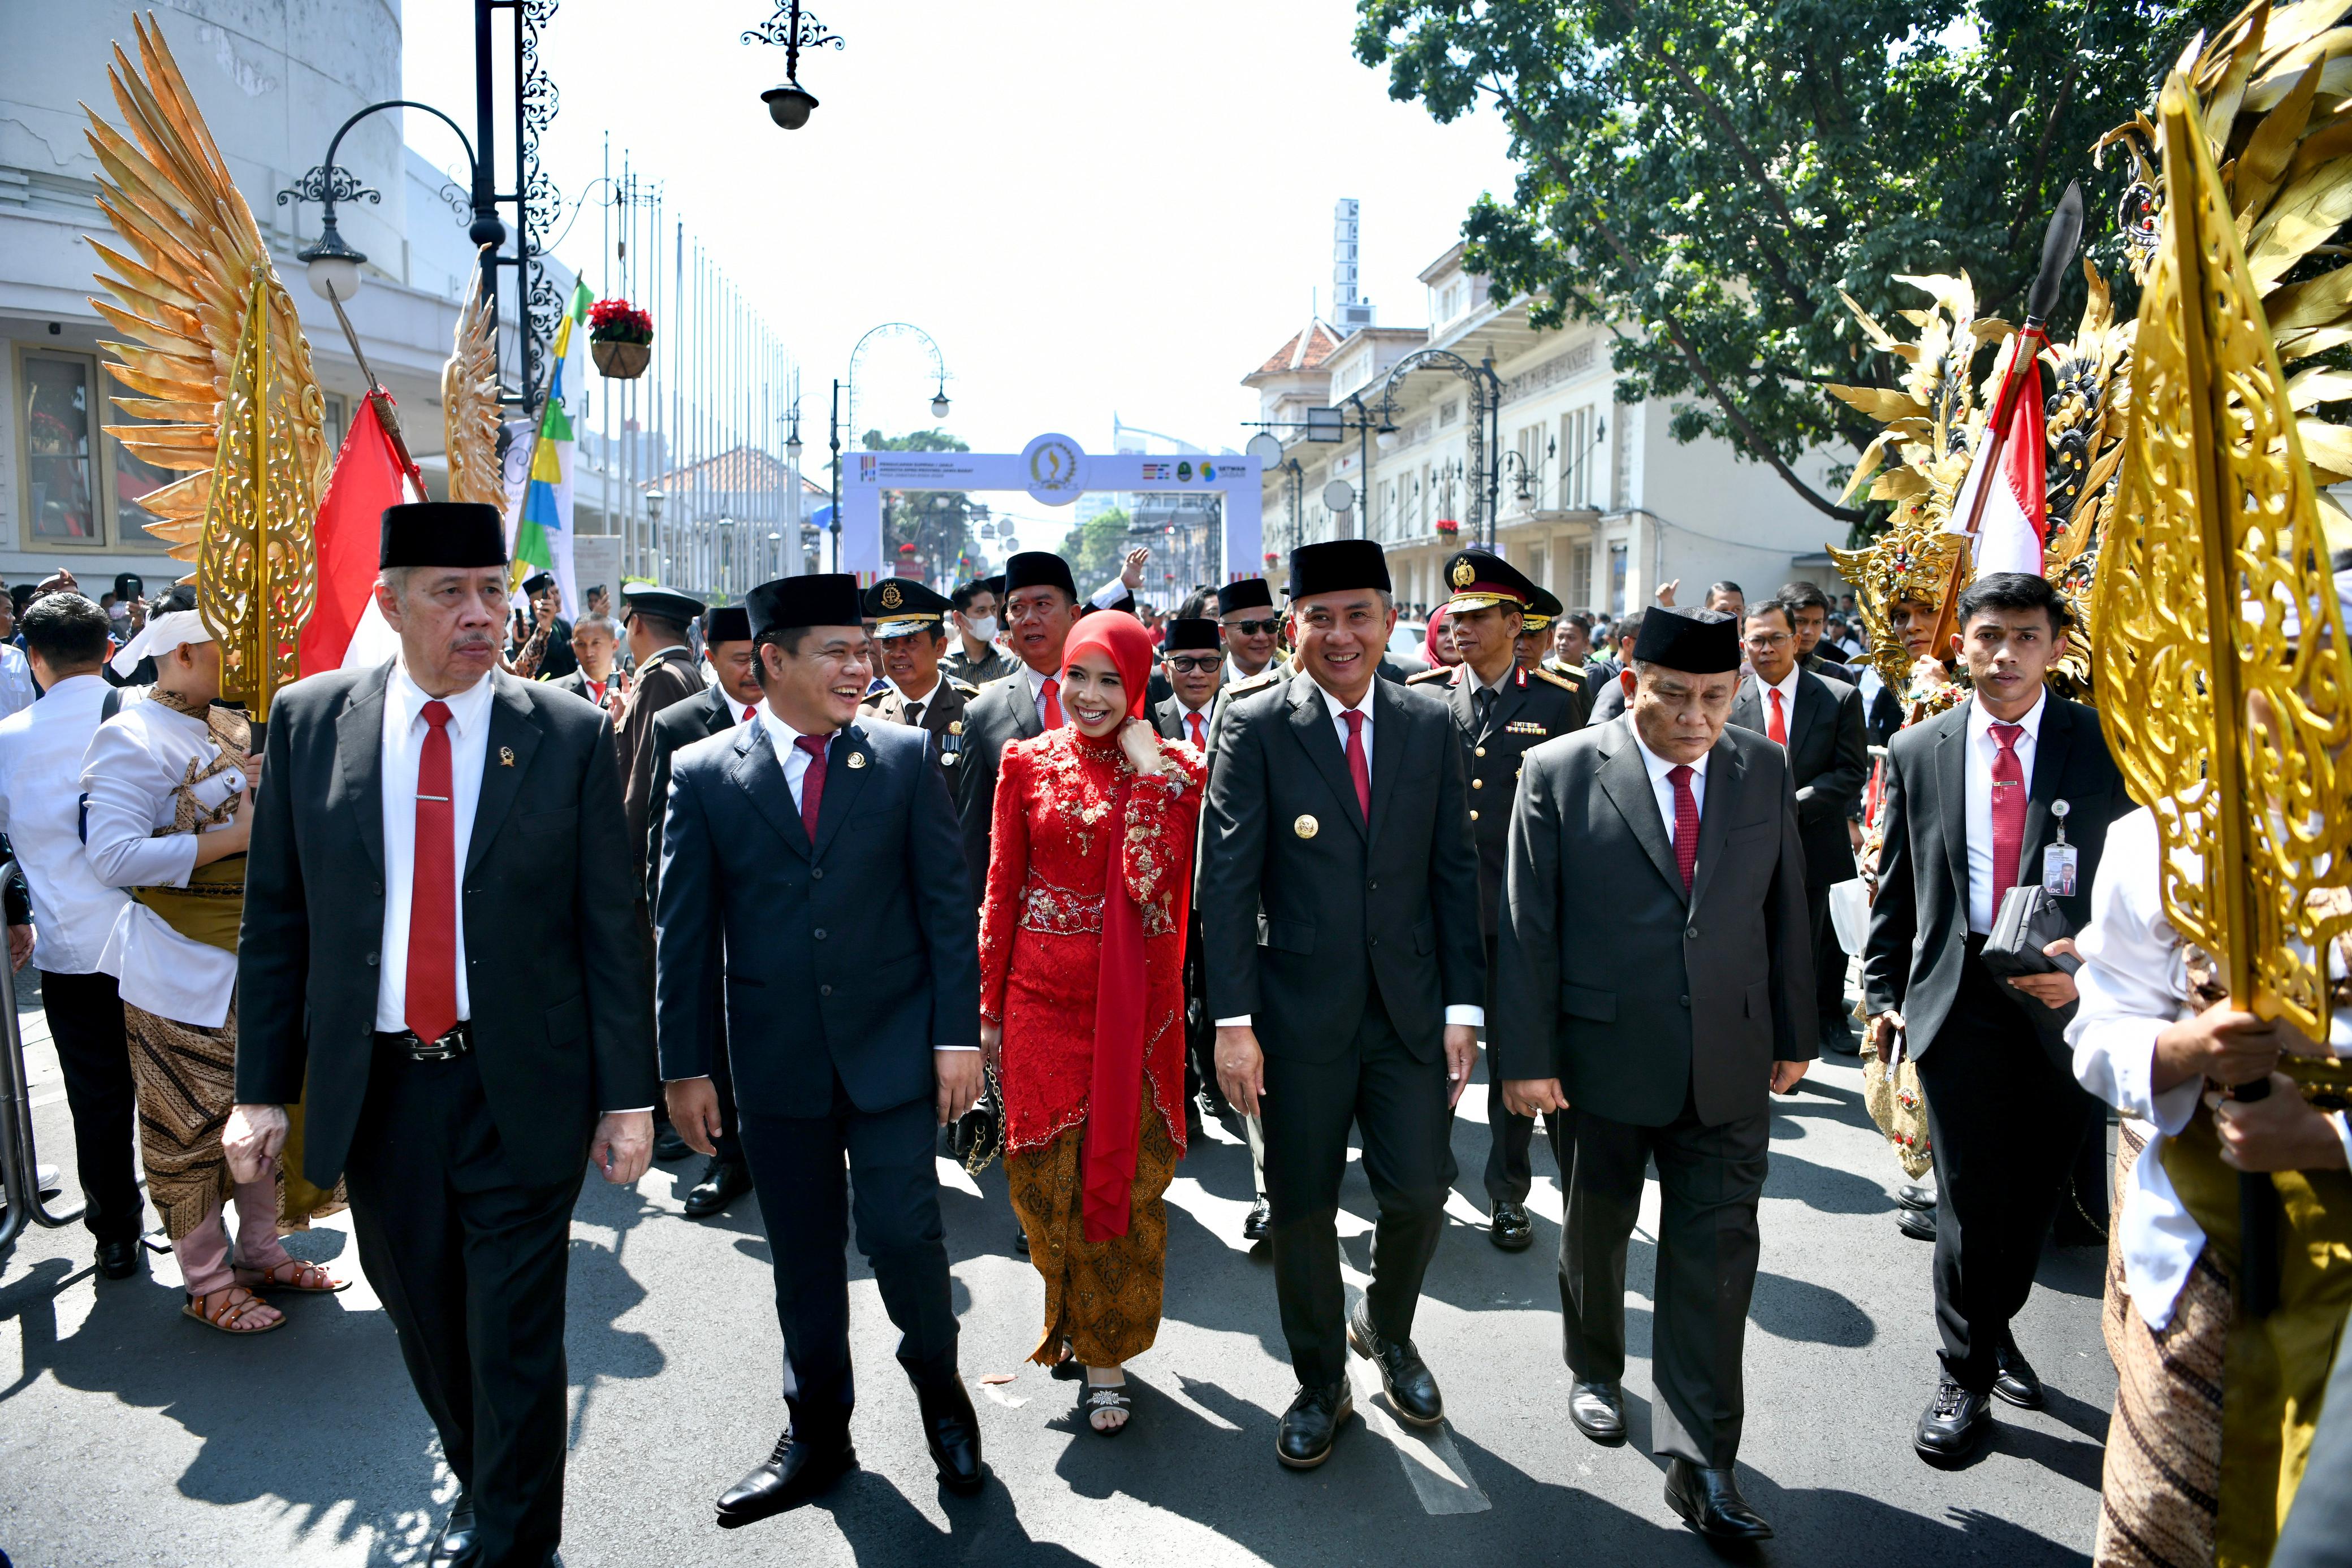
[1631,727,1709,845]
[1962,688,2044,934]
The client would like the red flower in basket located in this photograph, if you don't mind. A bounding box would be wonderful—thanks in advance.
[588,298,654,345]
[1435,517,1460,536]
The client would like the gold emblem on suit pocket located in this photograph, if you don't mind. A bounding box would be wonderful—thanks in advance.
[846,751,868,769]
[1294,814,1318,839]
[499,746,514,767]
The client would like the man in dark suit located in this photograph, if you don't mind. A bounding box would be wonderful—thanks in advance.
[637,604,764,1218]
[1199,540,1485,1470]
[1409,551,1587,1250]
[1152,615,1225,1142]
[616,583,708,872]
[1862,571,2124,1465]
[952,551,1081,896]
[1585,610,1643,725]
[1494,604,1813,1541]
[1779,579,1855,682]
[1731,597,1869,1054]
[858,577,978,778]
[656,574,985,1521]
[229,502,655,1568]
[548,613,624,716]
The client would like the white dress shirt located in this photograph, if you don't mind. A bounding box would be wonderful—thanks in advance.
[1015,662,1061,730]
[1756,666,1802,743]
[1963,690,2046,934]
[81,700,244,1026]
[2068,807,2352,1329]
[1219,678,1481,1029]
[373,663,496,1032]
[1630,727,1709,847]
[0,674,132,974]
[0,644,36,722]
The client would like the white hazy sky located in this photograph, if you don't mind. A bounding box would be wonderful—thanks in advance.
[400,0,1516,547]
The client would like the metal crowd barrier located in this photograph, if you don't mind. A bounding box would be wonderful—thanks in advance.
[0,859,86,1251]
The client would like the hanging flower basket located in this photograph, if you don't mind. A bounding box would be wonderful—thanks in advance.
[588,297,654,379]
[1435,517,1461,538]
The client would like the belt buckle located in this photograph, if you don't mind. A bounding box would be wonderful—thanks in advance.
[412,1025,468,1062]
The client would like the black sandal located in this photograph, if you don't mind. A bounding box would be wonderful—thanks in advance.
[1081,1381,1134,1437]
[1050,1340,1083,1380]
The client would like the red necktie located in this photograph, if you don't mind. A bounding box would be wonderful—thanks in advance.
[794,733,828,842]
[587,679,607,707]
[1668,763,1700,892]
[405,700,458,1044]
[742,703,756,724]
[1989,722,2026,908]
[1767,686,1788,746]
[1342,708,1370,821]
[1187,712,1205,749]
[1041,676,1062,728]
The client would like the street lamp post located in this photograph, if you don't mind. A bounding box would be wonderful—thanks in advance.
[645,486,667,583]
[827,323,952,573]
[743,1,844,131]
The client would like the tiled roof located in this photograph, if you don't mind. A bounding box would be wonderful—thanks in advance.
[1248,319,1341,380]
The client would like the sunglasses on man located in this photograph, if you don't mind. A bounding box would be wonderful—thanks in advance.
[1225,618,1280,636]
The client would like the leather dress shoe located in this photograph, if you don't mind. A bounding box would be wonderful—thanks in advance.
[1895,1183,1936,1211]
[1568,1380,1626,1446]
[96,1237,141,1280]
[1488,1202,1534,1251]
[1664,1458,1773,1541]
[1896,1205,1938,1242]
[911,1372,986,1493]
[1346,1300,1442,1426]
[1914,1380,1992,1465]
[683,1156,752,1219]
[429,1493,474,1566]
[652,1123,691,1163]
[1993,1342,2045,1410]
[1276,1378,1353,1469]
[1242,1198,1271,1244]
[716,1429,856,1526]
[1184,1099,1205,1143]
[1013,1225,1030,1257]
[1820,1024,1861,1057]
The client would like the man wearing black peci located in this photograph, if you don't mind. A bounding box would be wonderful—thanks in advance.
[656,574,986,1520]
[616,582,708,873]
[1863,571,2125,1465]
[1199,539,1485,1471]
[952,551,1082,898]
[1494,604,1814,1541]
[229,501,655,1568]
[1152,614,1226,1145]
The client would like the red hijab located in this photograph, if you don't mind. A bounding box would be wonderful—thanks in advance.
[1060,611,1171,1240]
[1424,604,1454,668]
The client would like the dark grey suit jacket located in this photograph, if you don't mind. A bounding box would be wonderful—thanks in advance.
[236,664,655,1188]
[1197,670,1484,1060]
[1861,692,2124,1065]
[1728,669,1867,886]
[1588,667,1631,724]
[950,669,1042,898]
[1152,693,1217,752]
[641,684,742,901]
[656,718,977,1117]
[1493,716,1814,1127]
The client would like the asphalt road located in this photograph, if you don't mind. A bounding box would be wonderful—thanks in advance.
[1,971,2113,1567]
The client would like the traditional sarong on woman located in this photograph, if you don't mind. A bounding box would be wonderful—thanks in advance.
[2070,808,2352,1568]
[978,635,1205,1369]
[83,699,337,1297]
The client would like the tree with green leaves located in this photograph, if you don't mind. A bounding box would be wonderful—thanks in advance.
[861,427,976,584]
[1354,0,2236,526]
[1058,505,1132,590]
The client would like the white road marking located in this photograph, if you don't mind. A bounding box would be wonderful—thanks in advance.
[935,1156,982,1197]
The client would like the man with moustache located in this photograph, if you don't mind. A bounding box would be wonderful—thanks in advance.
[656,573,985,1519]
[859,577,978,778]
[952,551,1083,895]
[944,575,1017,687]
[1199,540,1485,1470]
[230,501,653,1566]
[637,603,767,1217]
[1494,604,1813,1540]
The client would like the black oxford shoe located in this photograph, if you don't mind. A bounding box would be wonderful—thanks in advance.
[1896,1205,1938,1242]
[652,1123,691,1163]
[911,1372,986,1494]
[682,1157,753,1219]
[1914,1380,1992,1466]
[1488,1202,1534,1251]
[428,1493,474,1566]
[96,1237,140,1280]
[1568,1380,1625,1445]
[1346,1300,1443,1427]
[1895,1183,1936,1212]
[1993,1343,2046,1410]
[716,1430,856,1526]
[1242,1198,1272,1244]
[1276,1378,1354,1469]
[1664,1459,1774,1541]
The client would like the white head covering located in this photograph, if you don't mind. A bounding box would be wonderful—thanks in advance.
[109,608,212,677]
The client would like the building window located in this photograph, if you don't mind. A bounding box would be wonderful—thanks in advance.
[1570,542,1593,610]
[1527,545,1546,591]
[1607,540,1628,614]
[1559,405,1597,509]
[323,393,347,456]
[20,352,99,541]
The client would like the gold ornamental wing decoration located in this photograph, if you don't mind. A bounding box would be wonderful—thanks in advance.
[2094,71,2352,1037]
[79,13,328,571]
[2098,0,2352,551]
[443,251,504,509]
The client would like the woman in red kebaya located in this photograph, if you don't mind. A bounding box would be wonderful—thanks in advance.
[979,609,1205,1436]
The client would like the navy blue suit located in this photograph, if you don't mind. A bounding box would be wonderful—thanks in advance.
[655,716,978,1439]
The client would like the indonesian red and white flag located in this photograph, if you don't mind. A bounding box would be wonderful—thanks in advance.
[1945,344,2048,581]
[303,393,418,674]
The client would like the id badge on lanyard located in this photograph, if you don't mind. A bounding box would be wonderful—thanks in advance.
[2042,799,2078,898]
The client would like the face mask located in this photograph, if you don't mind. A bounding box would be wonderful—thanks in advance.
[965,615,998,643]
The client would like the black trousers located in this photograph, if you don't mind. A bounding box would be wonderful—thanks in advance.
[1481,935,1544,1206]
[38,968,141,1244]
[1914,944,2103,1394]
[1261,986,1456,1387]
[1557,1091,1770,1468]
[343,1049,581,1568]
[1182,921,1214,1109]
[736,1077,958,1446]
[1809,882,1851,1042]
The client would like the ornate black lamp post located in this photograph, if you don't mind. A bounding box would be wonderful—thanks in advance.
[743,1,845,129]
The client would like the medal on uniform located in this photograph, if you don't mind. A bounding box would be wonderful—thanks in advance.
[846,751,868,770]
[2043,800,2078,896]
[1294,814,1318,840]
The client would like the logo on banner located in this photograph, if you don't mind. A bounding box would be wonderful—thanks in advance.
[858,455,878,482]
[1177,461,1194,482]
[1140,461,1170,482]
[1202,462,1217,481]
[1022,432,1086,506]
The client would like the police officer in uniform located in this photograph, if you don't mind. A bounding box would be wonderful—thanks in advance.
[1410,550,1588,1251]
[617,583,709,870]
[859,577,978,779]
[1519,588,1593,725]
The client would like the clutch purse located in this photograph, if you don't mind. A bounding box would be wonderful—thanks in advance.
[945,1068,1004,1173]
[1981,884,2081,978]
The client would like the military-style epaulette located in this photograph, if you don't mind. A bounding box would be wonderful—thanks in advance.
[1225,668,1283,700]
[946,675,979,696]
[637,655,671,679]
[978,669,1022,687]
[1533,665,1584,693]
[1406,666,1454,686]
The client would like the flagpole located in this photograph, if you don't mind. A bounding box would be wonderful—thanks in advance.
[323,287,426,501]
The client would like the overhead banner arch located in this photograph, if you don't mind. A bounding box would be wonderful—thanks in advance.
[838,434,1262,584]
